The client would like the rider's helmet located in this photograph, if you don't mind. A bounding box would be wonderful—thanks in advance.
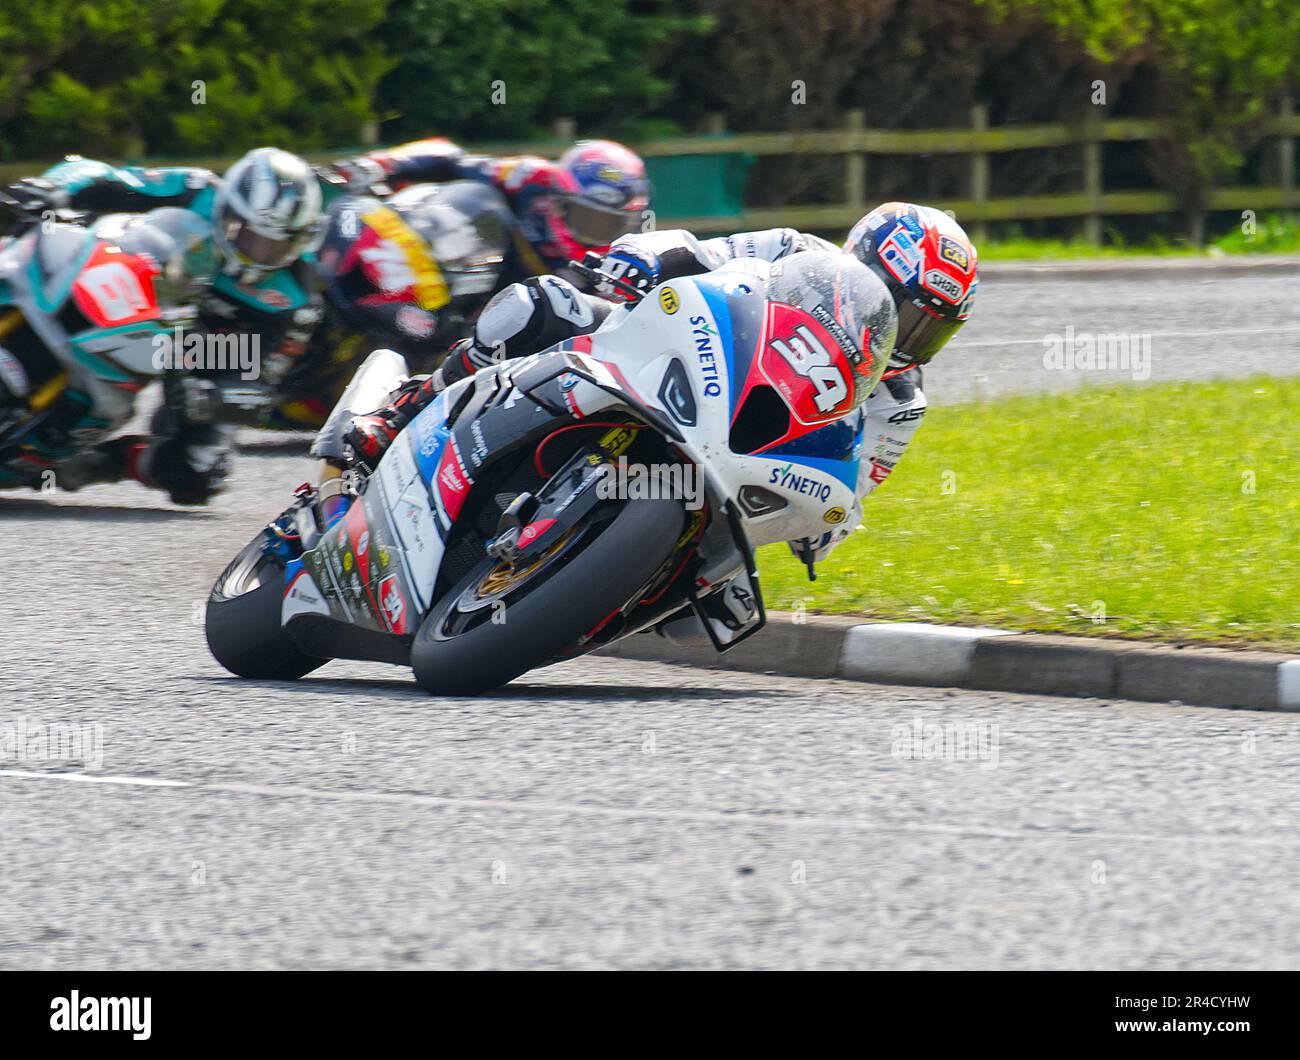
[546,140,650,259]
[212,147,324,274]
[764,250,897,416]
[843,202,977,377]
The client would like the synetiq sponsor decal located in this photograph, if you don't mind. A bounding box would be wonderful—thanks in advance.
[768,462,834,503]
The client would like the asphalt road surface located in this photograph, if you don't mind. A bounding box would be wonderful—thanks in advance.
[931,264,1300,402]
[2,269,1299,969]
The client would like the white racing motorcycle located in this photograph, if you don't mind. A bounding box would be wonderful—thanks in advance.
[205,251,893,695]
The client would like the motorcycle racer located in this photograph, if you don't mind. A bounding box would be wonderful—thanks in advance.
[345,204,978,575]
[5,147,332,438]
[0,205,232,504]
[322,137,651,283]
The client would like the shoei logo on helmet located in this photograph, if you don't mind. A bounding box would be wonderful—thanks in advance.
[760,302,856,425]
[922,268,965,304]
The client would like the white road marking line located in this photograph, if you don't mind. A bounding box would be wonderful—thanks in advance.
[0,768,190,788]
[1,767,1298,850]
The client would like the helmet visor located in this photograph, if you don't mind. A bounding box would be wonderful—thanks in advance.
[223,219,314,270]
[561,198,640,248]
[896,298,964,365]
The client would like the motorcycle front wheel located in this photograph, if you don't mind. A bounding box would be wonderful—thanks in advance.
[205,535,328,680]
[410,497,685,696]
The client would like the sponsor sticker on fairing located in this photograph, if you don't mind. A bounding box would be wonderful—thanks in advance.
[768,461,834,503]
[378,574,408,633]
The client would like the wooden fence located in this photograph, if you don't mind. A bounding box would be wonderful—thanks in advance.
[3,100,1297,243]
[622,102,1300,243]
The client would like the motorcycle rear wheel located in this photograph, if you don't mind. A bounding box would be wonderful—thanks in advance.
[411,497,684,696]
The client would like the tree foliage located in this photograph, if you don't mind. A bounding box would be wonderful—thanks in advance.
[0,0,1295,218]
[976,0,1300,201]
[374,0,707,142]
[0,0,391,159]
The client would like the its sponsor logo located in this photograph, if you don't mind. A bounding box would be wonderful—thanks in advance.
[469,419,489,467]
[938,235,971,273]
[378,574,407,634]
[658,286,680,314]
[823,506,847,525]
[879,230,922,284]
[868,461,892,484]
[688,315,723,398]
[440,460,466,496]
[518,517,557,547]
[922,268,964,303]
[768,462,833,503]
[899,214,925,239]
[887,405,925,425]
[357,531,369,558]
[360,207,450,310]
[809,304,864,366]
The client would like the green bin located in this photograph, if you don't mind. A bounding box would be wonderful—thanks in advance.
[644,150,753,220]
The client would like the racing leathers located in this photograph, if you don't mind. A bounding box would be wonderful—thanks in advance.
[326,138,596,282]
[344,228,927,584]
[8,157,329,450]
[0,206,237,504]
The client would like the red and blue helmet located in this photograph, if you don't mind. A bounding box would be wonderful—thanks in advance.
[553,140,651,254]
[843,202,978,373]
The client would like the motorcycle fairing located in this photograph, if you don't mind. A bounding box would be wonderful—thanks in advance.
[583,271,861,550]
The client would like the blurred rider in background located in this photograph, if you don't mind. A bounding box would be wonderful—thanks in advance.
[323,137,651,284]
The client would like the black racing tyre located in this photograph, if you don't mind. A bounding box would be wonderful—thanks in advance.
[205,539,327,680]
[411,498,685,696]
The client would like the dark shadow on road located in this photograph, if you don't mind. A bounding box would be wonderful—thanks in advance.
[234,435,315,455]
[0,497,209,522]
[188,674,774,702]
[482,682,778,701]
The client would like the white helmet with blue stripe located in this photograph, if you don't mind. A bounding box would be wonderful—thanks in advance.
[213,147,323,274]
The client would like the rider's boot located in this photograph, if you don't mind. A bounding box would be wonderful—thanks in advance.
[343,374,442,471]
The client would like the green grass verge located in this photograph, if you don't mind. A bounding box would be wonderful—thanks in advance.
[756,376,1300,650]
[979,214,1300,261]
